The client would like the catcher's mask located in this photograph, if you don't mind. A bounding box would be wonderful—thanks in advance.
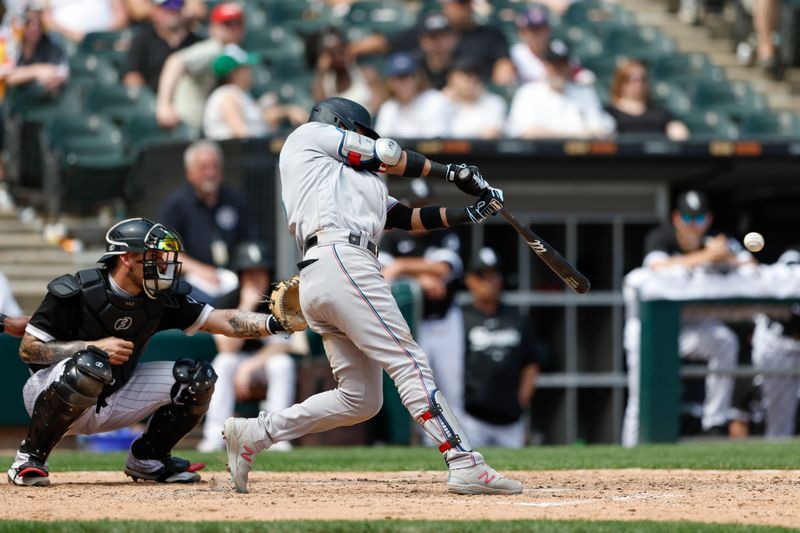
[99,218,184,299]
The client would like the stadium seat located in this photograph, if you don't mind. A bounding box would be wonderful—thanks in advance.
[564,1,635,26]
[84,85,157,124]
[604,26,677,62]
[651,53,726,87]
[40,114,131,214]
[690,79,768,119]
[740,111,800,138]
[68,53,119,88]
[246,27,305,63]
[679,110,740,139]
[651,81,693,118]
[264,0,332,34]
[580,55,619,85]
[345,1,416,34]
[553,25,605,60]
[121,115,192,154]
[78,29,136,72]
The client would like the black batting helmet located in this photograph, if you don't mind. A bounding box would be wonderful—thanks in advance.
[308,97,379,139]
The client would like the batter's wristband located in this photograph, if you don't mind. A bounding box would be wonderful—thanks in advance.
[402,150,427,177]
[427,160,448,179]
[420,206,447,229]
[444,208,470,226]
[266,315,285,335]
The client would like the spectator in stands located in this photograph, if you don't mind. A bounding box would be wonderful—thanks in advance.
[123,0,201,92]
[460,248,539,448]
[308,26,383,115]
[121,0,206,25]
[198,240,295,453]
[0,269,28,337]
[505,39,614,139]
[43,0,129,44]
[442,57,506,139]
[414,11,458,90]
[203,46,307,140]
[510,5,550,85]
[156,2,245,133]
[158,140,249,305]
[621,190,753,446]
[440,0,514,85]
[374,52,448,139]
[753,0,780,78]
[5,6,67,92]
[605,60,689,141]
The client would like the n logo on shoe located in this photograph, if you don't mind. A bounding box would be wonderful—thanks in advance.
[241,445,256,463]
[477,470,496,484]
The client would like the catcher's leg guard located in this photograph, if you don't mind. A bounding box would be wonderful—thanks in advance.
[22,347,113,462]
[418,389,473,456]
[131,359,217,460]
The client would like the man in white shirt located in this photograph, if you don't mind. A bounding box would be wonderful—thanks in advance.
[443,58,506,139]
[506,39,615,139]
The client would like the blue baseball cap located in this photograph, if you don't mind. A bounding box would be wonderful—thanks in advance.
[516,5,550,29]
[385,52,417,77]
[153,0,184,11]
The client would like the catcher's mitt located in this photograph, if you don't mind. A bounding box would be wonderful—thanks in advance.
[267,275,308,333]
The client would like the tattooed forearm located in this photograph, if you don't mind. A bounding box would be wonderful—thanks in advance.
[227,310,267,338]
[19,334,87,364]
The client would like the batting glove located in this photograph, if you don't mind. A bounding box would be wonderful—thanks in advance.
[466,187,504,224]
[445,164,488,197]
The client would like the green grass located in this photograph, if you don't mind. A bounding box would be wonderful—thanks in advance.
[0,521,795,533]
[2,441,798,472]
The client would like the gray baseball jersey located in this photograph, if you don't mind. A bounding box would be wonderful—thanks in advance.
[253,121,485,470]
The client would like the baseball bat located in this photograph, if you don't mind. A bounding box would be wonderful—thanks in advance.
[500,209,591,294]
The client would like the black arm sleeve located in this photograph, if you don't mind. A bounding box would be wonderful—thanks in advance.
[385,202,413,230]
[385,202,473,230]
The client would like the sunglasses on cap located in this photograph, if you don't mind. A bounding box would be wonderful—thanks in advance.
[680,213,708,225]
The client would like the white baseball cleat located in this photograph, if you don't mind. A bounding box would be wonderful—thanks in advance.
[223,417,262,493]
[447,463,523,495]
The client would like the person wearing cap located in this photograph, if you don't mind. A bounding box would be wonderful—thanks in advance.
[506,38,615,139]
[156,1,245,132]
[374,52,448,139]
[415,11,459,90]
[440,0,515,85]
[459,247,539,448]
[442,57,506,139]
[509,5,551,85]
[42,0,129,44]
[203,45,308,140]
[621,191,754,447]
[197,240,296,453]
[124,0,201,92]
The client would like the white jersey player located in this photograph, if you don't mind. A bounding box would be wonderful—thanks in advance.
[223,97,523,495]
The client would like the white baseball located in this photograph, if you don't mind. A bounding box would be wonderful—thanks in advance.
[743,232,764,252]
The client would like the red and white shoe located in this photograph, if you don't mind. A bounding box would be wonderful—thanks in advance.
[447,463,523,495]
[223,417,264,493]
[7,452,50,487]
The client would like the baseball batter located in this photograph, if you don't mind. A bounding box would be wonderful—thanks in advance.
[224,97,522,495]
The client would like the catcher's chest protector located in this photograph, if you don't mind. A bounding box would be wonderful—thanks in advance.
[75,269,163,392]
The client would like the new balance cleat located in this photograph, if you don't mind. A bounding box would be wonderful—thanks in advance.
[223,417,263,493]
[447,463,523,495]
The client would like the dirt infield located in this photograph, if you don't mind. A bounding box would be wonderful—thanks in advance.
[2,469,799,527]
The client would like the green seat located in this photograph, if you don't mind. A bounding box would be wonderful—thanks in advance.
[7,83,74,121]
[565,1,634,25]
[690,79,768,119]
[265,0,332,34]
[41,113,131,213]
[651,53,725,87]
[345,1,416,33]
[84,85,156,124]
[553,25,605,60]
[580,55,619,86]
[121,115,192,154]
[679,110,739,139]
[604,25,676,62]
[0,334,30,426]
[740,111,800,138]
[68,53,119,87]
[651,81,692,117]
[78,29,136,72]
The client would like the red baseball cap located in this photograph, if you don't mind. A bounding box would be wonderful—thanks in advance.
[210,2,244,24]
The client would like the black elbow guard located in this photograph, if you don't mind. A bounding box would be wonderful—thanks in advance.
[385,202,414,230]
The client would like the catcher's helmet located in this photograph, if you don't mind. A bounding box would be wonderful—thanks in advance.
[230,240,273,273]
[99,217,185,299]
[308,97,379,139]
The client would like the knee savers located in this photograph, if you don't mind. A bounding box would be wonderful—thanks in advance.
[24,347,114,460]
[172,358,217,414]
